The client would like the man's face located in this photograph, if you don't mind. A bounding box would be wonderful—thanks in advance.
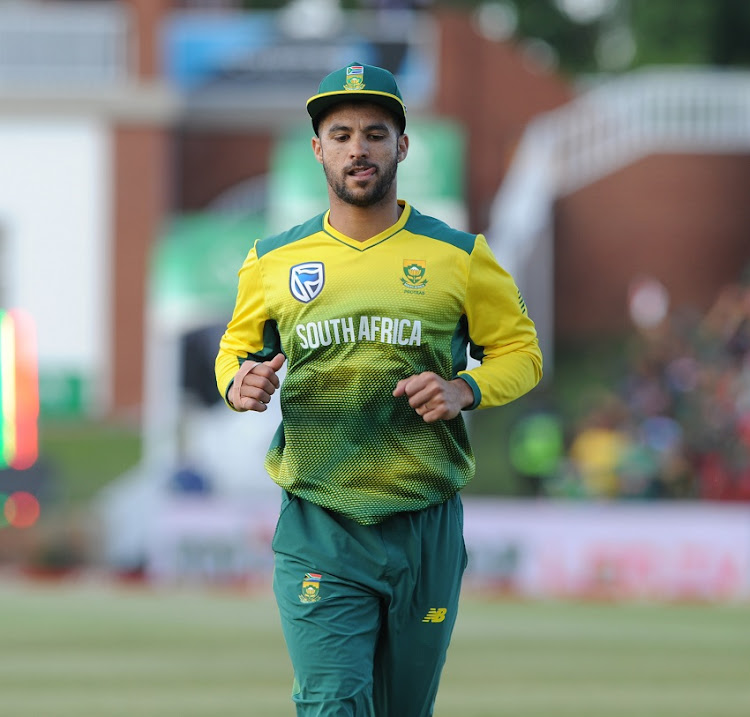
[312,103,408,208]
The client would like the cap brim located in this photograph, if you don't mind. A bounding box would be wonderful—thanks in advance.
[307,91,406,131]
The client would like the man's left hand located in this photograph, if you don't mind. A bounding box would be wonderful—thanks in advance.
[393,373,474,423]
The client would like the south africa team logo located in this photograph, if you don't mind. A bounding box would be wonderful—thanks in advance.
[299,572,323,603]
[290,262,325,303]
[401,260,428,290]
[344,65,365,91]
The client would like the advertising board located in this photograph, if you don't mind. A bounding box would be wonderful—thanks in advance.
[145,497,750,601]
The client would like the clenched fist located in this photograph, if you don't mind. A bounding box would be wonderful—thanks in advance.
[228,353,286,412]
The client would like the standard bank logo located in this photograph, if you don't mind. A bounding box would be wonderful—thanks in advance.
[290,262,325,303]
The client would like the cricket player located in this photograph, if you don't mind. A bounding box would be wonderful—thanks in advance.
[215,62,542,716]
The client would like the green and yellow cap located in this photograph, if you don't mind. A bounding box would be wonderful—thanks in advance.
[307,62,407,134]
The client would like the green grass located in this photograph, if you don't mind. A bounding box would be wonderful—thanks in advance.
[0,581,748,717]
[38,419,142,505]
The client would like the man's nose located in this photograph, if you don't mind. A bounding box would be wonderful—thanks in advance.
[349,136,369,158]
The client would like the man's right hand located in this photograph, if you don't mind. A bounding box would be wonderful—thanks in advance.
[228,353,286,412]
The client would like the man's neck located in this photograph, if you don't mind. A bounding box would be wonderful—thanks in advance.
[327,197,404,242]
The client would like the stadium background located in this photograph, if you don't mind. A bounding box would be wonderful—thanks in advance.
[0,1,749,715]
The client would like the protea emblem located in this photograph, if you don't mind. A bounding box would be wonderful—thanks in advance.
[290,262,325,303]
[401,260,427,290]
[344,75,365,91]
[299,573,322,603]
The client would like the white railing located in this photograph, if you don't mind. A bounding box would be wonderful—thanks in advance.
[0,1,131,88]
[553,69,750,195]
[486,68,750,369]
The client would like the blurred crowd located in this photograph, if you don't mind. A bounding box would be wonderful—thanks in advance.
[509,279,750,502]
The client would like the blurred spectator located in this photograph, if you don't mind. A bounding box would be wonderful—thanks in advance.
[567,393,630,498]
[508,411,564,496]
[507,275,750,502]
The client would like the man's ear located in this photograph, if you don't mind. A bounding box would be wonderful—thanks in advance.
[312,136,323,165]
[397,133,409,163]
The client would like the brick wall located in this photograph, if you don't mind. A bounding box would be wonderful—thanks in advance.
[176,131,273,210]
[111,126,170,414]
[554,154,750,336]
[434,11,573,231]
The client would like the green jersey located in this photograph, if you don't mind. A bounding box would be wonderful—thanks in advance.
[216,201,542,524]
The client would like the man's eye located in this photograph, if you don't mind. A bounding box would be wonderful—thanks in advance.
[333,134,348,141]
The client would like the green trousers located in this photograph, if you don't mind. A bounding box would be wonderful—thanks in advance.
[272,491,468,717]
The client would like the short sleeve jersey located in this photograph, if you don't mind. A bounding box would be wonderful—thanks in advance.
[216,201,542,524]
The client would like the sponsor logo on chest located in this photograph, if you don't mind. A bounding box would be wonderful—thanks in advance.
[289,262,325,303]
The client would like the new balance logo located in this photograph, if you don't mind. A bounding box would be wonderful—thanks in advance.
[422,608,447,623]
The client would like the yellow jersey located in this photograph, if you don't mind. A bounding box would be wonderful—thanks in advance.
[216,201,542,524]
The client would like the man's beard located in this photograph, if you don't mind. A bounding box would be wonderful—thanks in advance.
[323,152,398,208]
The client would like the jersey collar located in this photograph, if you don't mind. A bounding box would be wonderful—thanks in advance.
[323,200,412,251]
